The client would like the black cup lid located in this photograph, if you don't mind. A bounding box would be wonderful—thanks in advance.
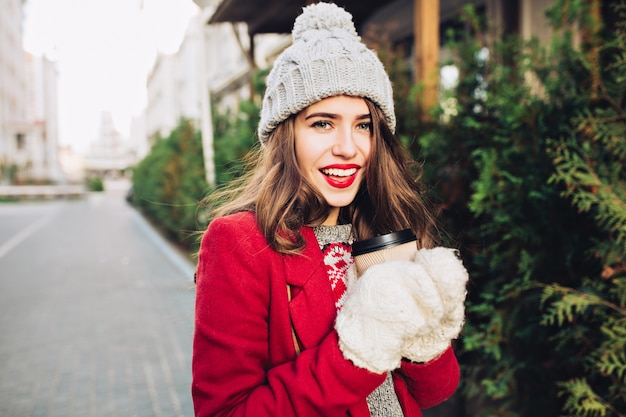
[352,229,416,256]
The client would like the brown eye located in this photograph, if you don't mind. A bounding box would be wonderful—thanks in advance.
[357,122,372,131]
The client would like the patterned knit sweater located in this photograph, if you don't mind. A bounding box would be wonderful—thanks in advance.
[313,225,404,417]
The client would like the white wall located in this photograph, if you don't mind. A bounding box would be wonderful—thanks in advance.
[0,0,63,184]
[146,13,204,142]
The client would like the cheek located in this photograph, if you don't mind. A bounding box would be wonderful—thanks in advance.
[359,138,373,162]
[358,139,374,177]
[295,142,318,173]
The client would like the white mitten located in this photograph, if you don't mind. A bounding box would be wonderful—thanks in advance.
[335,261,445,374]
[401,247,469,363]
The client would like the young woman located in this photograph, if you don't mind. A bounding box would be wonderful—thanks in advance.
[192,3,469,416]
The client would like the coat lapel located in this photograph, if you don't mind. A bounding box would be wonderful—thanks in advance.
[284,227,337,350]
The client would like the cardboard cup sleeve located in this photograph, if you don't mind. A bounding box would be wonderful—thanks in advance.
[352,229,417,276]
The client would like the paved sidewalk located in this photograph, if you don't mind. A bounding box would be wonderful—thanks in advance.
[0,183,197,417]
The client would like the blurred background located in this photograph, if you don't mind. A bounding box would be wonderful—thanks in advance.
[1,0,624,416]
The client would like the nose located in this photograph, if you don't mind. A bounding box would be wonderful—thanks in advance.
[332,127,358,158]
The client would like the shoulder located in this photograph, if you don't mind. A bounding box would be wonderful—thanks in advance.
[197,212,277,285]
[204,211,321,259]
[205,211,264,241]
[208,212,320,249]
[207,211,259,233]
[203,211,267,249]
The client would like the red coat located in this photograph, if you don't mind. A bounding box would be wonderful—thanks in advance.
[192,211,459,417]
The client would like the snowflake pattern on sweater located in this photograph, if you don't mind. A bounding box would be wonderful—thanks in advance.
[313,224,353,310]
[321,241,352,310]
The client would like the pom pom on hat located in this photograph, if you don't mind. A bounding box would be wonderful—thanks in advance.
[258,2,396,143]
[291,2,358,41]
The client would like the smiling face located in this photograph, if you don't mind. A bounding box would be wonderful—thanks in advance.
[294,95,372,225]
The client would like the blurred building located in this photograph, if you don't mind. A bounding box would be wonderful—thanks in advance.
[57,145,85,184]
[0,0,63,185]
[145,13,205,145]
[128,114,149,162]
[83,112,136,179]
[143,1,288,185]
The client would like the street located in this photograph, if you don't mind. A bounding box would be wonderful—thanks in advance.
[0,180,197,417]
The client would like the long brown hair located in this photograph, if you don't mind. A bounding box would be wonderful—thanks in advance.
[204,98,438,253]
[346,99,437,248]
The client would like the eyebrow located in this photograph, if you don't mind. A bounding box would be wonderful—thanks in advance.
[304,112,371,120]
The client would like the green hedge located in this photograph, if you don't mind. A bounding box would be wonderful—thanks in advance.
[408,3,625,416]
[131,119,209,252]
[86,177,104,192]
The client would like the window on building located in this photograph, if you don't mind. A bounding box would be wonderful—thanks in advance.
[16,133,25,150]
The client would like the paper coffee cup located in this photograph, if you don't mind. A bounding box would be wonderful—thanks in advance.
[351,229,417,276]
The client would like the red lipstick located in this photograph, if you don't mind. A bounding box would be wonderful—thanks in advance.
[320,164,360,189]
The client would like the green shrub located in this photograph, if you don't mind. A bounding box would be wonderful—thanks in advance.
[212,70,266,186]
[131,119,209,251]
[86,177,104,192]
[401,3,625,416]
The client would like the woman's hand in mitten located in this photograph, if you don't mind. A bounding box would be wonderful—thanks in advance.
[335,261,445,374]
[401,247,469,363]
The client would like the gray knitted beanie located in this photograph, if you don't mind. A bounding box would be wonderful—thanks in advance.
[257,2,396,143]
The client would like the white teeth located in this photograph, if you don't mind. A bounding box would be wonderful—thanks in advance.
[321,168,357,177]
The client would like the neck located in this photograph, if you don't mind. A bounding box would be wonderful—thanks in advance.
[322,207,340,225]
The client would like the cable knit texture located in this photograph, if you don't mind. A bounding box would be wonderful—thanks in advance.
[335,247,468,373]
[258,2,395,143]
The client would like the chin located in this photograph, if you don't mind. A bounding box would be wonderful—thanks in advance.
[325,196,358,210]
[318,183,361,211]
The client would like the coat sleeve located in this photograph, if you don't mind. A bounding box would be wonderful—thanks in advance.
[192,214,385,417]
[393,347,460,413]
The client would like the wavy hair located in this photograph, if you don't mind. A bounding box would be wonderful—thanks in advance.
[205,98,438,253]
